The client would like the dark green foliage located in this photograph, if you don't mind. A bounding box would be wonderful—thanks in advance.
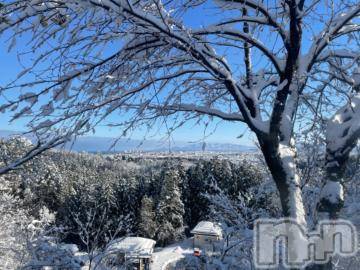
[1,139,264,250]
[184,161,213,230]
[183,158,262,231]
[138,195,157,238]
[156,165,185,246]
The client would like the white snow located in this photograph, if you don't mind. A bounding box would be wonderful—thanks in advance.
[190,221,222,237]
[151,239,193,270]
[278,143,306,226]
[59,243,79,254]
[106,237,156,257]
[326,92,360,152]
[320,181,344,204]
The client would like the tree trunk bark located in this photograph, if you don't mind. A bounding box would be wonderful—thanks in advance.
[306,150,346,270]
[258,136,306,270]
[259,136,306,224]
[308,90,360,270]
[318,150,346,220]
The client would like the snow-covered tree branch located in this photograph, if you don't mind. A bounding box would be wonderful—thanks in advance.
[1,1,360,256]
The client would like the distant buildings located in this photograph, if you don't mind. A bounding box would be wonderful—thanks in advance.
[191,221,222,252]
[106,237,156,270]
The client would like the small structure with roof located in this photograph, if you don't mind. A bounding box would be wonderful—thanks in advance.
[190,221,222,252]
[105,237,156,270]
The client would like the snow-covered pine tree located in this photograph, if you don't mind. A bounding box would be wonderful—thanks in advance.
[210,158,233,195]
[156,167,185,246]
[0,179,29,269]
[184,161,211,229]
[2,0,360,240]
[138,195,157,239]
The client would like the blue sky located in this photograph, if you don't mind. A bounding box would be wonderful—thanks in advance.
[0,0,334,146]
[4,0,339,146]
[0,1,351,147]
[0,2,257,145]
[0,44,254,144]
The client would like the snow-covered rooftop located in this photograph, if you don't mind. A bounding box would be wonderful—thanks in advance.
[190,221,222,237]
[106,237,156,258]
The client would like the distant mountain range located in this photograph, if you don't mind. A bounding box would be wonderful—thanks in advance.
[0,130,256,153]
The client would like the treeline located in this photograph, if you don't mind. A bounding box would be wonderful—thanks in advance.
[1,137,265,251]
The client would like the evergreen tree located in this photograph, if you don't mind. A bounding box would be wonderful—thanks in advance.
[156,167,185,246]
[184,161,217,230]
[211,158,233,192]
[138,195,157,239]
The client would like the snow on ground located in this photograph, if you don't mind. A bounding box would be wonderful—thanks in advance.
[151,238,194,270]
[106,237,156,256]
[190,221,222,237]
[73,238,195,270]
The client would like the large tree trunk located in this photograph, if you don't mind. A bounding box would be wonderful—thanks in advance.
[258,136,306,269]
[319,91,360,219]
[309,146,352,270]
[309,91,360,270]
[318,150,346,220]
[305,151,347,270]
[259,136,306,223]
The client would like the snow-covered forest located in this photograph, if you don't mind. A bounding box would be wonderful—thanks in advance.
[1,0,360,269]
[0,137,270,268]
[1,137,360,269]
